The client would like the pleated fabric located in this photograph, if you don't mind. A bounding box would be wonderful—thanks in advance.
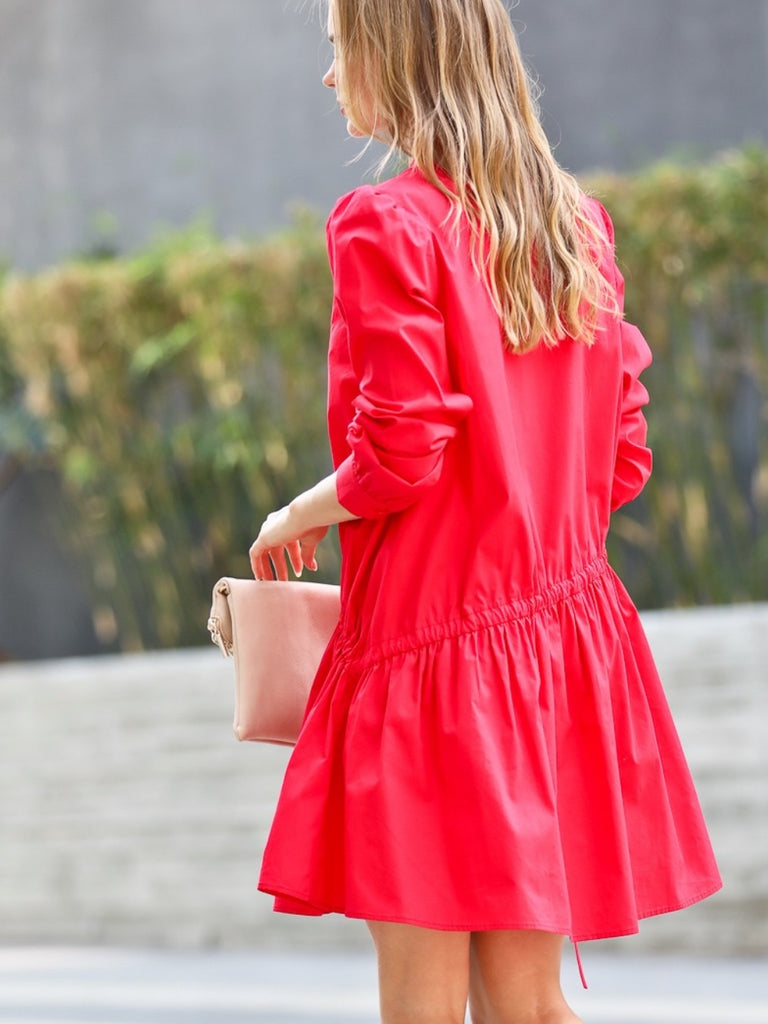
[257,168,722,941]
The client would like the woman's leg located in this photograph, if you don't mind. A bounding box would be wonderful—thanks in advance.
[468,930,582,1024]
[367,920,471,1024]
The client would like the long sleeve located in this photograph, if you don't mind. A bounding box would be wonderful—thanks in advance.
[327,188,473,519]
[611,315,653,511]
[599,204,653,512]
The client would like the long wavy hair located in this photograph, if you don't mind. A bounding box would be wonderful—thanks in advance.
[327,0,618,352]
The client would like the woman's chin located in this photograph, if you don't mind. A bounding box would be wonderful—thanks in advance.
[346,119,368,139]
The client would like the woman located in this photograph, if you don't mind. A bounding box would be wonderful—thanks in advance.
[249,1,722,1021]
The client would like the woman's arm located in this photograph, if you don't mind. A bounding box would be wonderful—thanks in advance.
[249,473,359,581]
[251,189,471,581]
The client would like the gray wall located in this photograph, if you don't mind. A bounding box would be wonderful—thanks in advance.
[517,0,768,173]
[0,603,766,954]
[1,1,766,658]
[0,0,766,271]
[0,0,365,270]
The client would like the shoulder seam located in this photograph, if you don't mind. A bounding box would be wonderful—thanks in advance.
[328,179,434,245]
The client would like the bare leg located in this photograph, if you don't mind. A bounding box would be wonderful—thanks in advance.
[468,930,583,1024]
[367,920,471,1024]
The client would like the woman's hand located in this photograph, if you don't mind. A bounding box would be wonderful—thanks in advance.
[250,512,329,581]
[248,473,358,581]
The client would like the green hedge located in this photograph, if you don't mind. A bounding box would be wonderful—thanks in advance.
[592,146,768,605]
[0,148,766,652]
[0,218,337,650]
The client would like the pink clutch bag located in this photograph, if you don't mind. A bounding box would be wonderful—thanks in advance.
[207,577,341,744]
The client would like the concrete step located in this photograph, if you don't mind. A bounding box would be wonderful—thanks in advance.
[1,603,766,955]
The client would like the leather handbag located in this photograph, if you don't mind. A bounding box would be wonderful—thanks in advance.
[207,577,341,744]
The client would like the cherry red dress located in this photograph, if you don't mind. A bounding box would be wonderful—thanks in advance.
[257,167,722,941]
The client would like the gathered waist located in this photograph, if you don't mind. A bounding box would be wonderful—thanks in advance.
[338,552,611,670]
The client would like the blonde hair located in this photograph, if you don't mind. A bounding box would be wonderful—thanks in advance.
[328,0,618,352]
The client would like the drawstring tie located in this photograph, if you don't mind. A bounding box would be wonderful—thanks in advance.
[573,940,588,989]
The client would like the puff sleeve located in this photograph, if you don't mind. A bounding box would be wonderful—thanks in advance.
[598,203,653,513]
[327,189,473,519]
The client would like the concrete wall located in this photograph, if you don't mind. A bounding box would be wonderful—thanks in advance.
[0,603,766,956]
[0,0,367,271]
[1,1,766,659]
[517,0,768,173]
[0,0,766,271]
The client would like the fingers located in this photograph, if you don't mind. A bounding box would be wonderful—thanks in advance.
[250,547,271,581]
[250,544,303,581]
[299,525,327,572]
[264,548,288,582]
[286,540,304,577]
[272,548,291,582]
[300,540,319,572]
[248,515,327,580]
[249,537,276,581]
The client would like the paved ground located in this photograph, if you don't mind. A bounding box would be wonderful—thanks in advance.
[0,947,766,1024]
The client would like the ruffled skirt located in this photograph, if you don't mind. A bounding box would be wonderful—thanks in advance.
[258,555,721,940]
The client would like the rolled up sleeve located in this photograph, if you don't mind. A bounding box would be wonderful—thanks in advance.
[328,189,473,519]
[611,316,653,511]
[598,206,652,512]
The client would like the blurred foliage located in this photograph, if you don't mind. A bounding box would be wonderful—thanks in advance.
[592,145,768,605]
[0,148,766,651]
[0,216,336,650]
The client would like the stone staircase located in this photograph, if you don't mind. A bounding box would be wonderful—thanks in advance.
[1,604,766,956]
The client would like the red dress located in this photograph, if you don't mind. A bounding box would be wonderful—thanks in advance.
[258,167,722,941]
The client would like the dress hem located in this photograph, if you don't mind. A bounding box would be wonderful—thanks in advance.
[257,878,723,943]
